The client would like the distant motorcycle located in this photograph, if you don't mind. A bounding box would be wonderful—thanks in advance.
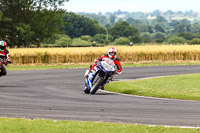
[0,58,11,76]
[84,58,116,94]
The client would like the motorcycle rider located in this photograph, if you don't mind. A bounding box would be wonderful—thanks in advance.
[0,40,11,76]
[85,46,122,90]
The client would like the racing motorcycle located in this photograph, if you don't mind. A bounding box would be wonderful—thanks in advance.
[84,58,116,94]
[0,58,11,76]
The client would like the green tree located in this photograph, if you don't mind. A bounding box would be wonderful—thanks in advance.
[55,35,72,46]
[109,21,140,39]
[178,32,194,40]
[189,38,200,45]
[0,0,68,47]
[31,9,66,47]
[138,24,149,32]
[152,10,162,16]
[154,24,165,33]
[16,23,34,47]
[0,12,2,21]
[153,38,164,43]
[141,32,151,43]
[148,25,154,33]
[62,12,106,38]
[80,35,91,41]
[167,36,186,44]
[72,38,90,46]
[165,10,174,15]
[155,16,168,23]
[190,24,200,33]
[92,34,113,44]
[173,19,191,33]
[42,34,63,44]
[109,15,116,25]
[151,32,166,41]
[114,37,130,45]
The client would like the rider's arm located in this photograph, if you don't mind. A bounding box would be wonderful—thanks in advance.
[114,58,122,74]
[95,54,108,63]
[5,49,10,61]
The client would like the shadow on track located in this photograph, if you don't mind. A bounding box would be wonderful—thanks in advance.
[93,92,117,95]
[0,86,25,88]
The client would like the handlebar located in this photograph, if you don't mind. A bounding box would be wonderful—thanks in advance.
[4,60,12,65]
[7,61,12,63]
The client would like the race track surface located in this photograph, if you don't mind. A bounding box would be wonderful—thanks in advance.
[0,65,200,127]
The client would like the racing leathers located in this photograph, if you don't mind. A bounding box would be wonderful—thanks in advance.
[87,54,122,89]
[90,54,122,74]
[0,49,10,76]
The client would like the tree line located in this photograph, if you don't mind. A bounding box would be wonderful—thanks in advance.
[1,1,200,47]
[0,0,68,47]
[43,13,200,46]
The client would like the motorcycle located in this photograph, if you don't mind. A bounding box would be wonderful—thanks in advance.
[0,58,11,76]
[84,58,116,94]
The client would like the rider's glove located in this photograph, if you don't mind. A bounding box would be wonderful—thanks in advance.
[4,61,8,65]
[114,71,118,75]
[4,60,11,65]
[94,59,100,64]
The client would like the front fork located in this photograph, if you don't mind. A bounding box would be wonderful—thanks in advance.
[84,67,113,90]
[85,68,96,90]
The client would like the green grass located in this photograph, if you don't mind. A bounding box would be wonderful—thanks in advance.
[0,118,199,133]
[5,61,200,71]
[5,64,89,71]
[123,61,200,67]
[106,73,200,100]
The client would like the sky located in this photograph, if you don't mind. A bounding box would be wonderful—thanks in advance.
[63,0,200,13]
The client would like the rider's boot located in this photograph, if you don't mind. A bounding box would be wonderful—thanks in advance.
[100,84,105,90]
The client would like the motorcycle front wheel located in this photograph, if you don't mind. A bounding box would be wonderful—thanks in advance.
[90,76,104,94]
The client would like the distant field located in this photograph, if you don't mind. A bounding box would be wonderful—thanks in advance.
[9,45,200,65]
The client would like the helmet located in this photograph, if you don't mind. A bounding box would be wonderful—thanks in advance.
[93,41,96,44]
[0,41,6,51]
[108,47,117,59]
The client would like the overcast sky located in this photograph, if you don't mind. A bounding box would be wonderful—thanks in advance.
[63,0,200,13]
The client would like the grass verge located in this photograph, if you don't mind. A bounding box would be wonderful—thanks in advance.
[5,64,89,71]
[5,61,200,71]
[0,118,199,133]
[106,73,200,101]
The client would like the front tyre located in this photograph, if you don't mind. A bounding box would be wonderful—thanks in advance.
[90,77,104,94]
[84,87,90,94]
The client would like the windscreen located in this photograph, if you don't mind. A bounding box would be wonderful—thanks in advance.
[102,58,115,66]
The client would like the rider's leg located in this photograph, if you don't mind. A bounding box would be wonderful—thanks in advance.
[87,70,95,90]
[85,64,97,78]
[100,76,114,90]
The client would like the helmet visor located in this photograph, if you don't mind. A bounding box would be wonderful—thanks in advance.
[0,46,5,50]
[109,52,116,56]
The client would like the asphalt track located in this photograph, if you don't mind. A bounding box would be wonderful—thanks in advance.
[0,65,200,127]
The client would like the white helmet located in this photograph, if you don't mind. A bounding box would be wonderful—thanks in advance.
[108,47,117,59]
